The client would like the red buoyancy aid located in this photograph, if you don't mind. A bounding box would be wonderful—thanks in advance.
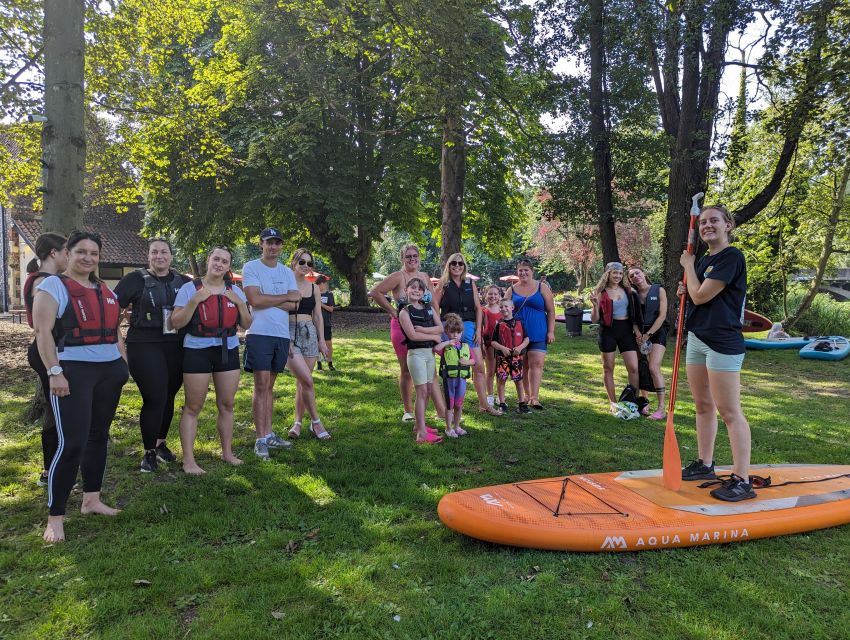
[599,290,614,327]
[188,280,239,339]
[24,271,52,328]
[53,275,121,351]
[495,318,525,350]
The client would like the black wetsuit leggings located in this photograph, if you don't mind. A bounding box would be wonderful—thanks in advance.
[27,340,58,471]
[127,341,184,450]
[48,358,128,516]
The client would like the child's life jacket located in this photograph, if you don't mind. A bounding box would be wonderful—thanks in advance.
[494,318,525,351]
[440,342,472,379]
[132,268,184,329]
[23,270,52,328]
[401,304,437,349]
[52,275,121,352]
[188,280,240,339]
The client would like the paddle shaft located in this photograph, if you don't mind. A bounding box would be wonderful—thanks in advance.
[661,208,699,491]
[666,221,697,417]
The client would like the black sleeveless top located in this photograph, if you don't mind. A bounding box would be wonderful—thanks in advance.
[439,278,476,322]
[296,284,316,315]
[403,304,437,349]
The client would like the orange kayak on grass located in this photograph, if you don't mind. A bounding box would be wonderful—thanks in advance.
[437,464,850,552]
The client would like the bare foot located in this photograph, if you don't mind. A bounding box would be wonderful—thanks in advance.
[222,454,242,466]
[43,516,65,543]
[183,462,206,475]
[80,498,120,516]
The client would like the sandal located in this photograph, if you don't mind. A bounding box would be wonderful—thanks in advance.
[412,425,439,436]
[309,419,331,440]
[530,401,544,410]
[288,422,302,439]
[416,431,443,445]
[479,405,502,416]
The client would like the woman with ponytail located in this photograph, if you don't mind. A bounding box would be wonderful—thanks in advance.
[23,233,69,487]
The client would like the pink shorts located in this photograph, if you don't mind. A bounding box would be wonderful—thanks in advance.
[390,317,408,359]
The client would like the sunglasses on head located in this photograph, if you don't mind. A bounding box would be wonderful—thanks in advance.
[449,260,465,267]
[298,259,314,267]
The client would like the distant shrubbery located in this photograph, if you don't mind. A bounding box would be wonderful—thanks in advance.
[764,285,850,336]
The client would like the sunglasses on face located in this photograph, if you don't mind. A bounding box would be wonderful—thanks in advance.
[449,261,465,267]
[298,259,314,267]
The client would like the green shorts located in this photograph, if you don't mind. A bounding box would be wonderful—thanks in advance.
[685,332,745,372]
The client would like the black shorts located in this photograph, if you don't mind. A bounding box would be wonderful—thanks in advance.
[647,327,668,347]
[183,346,241,374]
[323,324,332,341]
[599,319,638,354]
[243,334,290,373]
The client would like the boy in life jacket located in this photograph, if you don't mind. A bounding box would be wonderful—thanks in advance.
[436,313,474,438]
[491,298,530,413]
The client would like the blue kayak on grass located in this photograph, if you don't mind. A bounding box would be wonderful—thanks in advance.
[799,336,850,361]
[744,337,816,350]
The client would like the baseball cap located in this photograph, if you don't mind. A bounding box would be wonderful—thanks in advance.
[260,227,282,240]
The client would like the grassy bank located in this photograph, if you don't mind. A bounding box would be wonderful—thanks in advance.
[1,325,849,639]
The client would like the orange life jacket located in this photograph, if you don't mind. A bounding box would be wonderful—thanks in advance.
[53,275,121,351]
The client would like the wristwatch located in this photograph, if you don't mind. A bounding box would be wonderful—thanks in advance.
[47,365,63,376]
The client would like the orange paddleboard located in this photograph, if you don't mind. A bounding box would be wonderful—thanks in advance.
[437,464,850,552]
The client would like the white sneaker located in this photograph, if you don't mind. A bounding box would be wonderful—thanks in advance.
[401,412,414,422]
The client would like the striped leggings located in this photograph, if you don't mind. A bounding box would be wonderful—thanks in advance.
[47,358,128,516]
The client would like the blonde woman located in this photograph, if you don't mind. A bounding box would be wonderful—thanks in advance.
[432,252,501,416]
[589,262,640,412]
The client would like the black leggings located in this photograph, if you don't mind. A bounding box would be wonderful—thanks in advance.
[47,358,128,516]
[27,340,58,471]
[127,341,184,450]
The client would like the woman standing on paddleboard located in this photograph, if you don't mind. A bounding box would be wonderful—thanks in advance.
[679,205,755,502]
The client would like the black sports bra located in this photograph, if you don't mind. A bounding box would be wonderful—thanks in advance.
[296,284,316,315]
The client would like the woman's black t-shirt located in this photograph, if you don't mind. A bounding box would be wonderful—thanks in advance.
[685,246,746,355]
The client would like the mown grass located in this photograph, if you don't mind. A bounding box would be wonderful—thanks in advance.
[1,325,849,640]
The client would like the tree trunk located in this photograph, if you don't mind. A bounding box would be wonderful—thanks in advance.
[588,0,619,265]
[42,0,85,234]
[440,106,466,265]
[784,158,850,328]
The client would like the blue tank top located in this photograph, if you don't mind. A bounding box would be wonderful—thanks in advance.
[611,293,629,319]
[511,283,547,342]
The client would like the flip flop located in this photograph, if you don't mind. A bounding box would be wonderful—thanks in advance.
[416,432,443,445]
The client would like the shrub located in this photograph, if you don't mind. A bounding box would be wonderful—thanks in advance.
[764,285,850,336]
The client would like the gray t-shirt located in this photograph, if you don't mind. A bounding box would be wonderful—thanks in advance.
[241,259,297,338]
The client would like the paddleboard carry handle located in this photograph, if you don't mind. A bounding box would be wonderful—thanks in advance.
[663,191,704,491]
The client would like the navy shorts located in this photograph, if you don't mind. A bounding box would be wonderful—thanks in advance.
[184,346,241,374]
[243,334,290,373]
[647,327,668,347]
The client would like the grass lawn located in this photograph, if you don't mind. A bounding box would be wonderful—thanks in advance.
[1,324,849,640]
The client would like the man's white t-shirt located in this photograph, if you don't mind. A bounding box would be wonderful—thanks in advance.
[241,259,297,338]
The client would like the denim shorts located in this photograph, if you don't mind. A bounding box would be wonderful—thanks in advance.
[685,332,745,372]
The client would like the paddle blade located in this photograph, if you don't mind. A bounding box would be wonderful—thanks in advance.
[662,414,682,491]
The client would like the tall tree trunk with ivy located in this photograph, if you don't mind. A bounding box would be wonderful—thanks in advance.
[440,105,466,265]
[42,0,85,234]
[588,0,620,265]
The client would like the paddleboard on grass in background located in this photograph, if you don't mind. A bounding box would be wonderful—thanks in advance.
[745,337,816,350]
[799,336,850,361]
[742,309,772,332]
[437,464,850,552]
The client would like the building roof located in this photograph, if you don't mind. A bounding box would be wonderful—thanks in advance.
[11,203,148,266]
